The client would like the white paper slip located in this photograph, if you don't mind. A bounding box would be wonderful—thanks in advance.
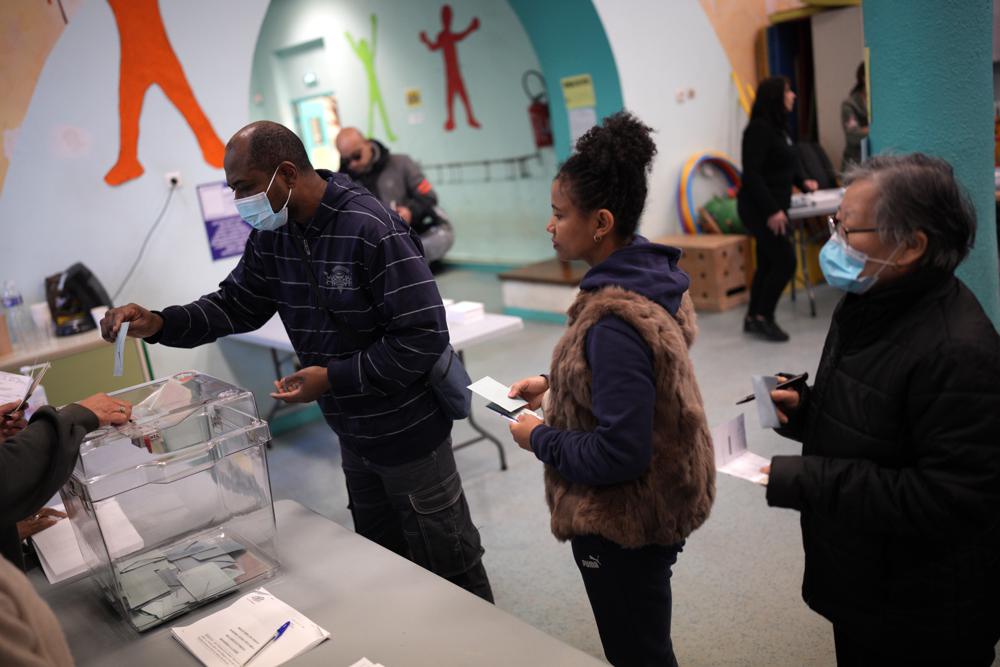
[0,363,50,414]
[114,321,130,376]
[0,371,31,406]
[467,376,527,414]
[349,659,386,667]
[172,587,329,667]
[711,414,770,485]
[751,375,781,429]
[445,300,484,324]
[32,499,144,584]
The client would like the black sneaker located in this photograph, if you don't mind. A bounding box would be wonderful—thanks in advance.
[743,316,763,335]
[758,319,790,342]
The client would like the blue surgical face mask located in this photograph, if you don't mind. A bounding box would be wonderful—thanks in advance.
[234,166,291,231]
[819,234,900,294]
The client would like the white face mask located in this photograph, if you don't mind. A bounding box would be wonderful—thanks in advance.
[234,166,291,231]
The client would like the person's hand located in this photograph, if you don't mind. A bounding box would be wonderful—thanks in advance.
[766,210,789,235]
[77,393,132,426]
[509,412,543,451]
[395,205,413,224]
[470,17,481,30]
[17,507,66,541]
[508,376,549,410]
[803,179,819,192]
[770,375,801,426]
[270,366,331,403]
[0,400,28,438]
[100,303,163,342]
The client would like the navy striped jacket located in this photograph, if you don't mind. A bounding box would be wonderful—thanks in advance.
[149,171,451,464]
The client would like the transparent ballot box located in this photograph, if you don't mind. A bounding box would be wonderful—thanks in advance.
[61,371,279,632]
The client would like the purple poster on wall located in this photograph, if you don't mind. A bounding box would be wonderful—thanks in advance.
[196,181,251,260]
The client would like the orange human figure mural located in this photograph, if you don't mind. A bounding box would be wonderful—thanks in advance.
[104,0,225,186]
[420,4,481,131]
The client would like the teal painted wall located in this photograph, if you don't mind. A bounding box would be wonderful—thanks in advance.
[250,0,558,265]
[863,0,999,325]
[507,0,624,161]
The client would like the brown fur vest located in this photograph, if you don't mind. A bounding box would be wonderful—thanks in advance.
[543,287,715,548]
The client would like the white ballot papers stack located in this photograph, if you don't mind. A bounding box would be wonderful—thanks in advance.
[31,499,144,584]
[711,414,770,485]
[172,587,329,667]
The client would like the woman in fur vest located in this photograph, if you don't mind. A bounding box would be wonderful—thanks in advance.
[507,112,716,667]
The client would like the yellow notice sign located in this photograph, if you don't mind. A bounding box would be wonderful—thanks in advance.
[560,74,596,110]
[405,88,422,108]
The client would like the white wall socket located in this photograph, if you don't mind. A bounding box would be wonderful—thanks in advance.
[165,171,182,188]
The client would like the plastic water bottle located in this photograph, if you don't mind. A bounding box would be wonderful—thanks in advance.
[2,281,41,351]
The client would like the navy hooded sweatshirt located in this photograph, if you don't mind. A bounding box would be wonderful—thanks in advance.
[529,236,691,486]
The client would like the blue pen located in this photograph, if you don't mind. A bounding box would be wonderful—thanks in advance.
[243,620,291,666]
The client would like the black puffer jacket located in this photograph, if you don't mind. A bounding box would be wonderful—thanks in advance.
[767,271,1000,652]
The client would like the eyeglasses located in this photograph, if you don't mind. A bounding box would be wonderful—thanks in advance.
[827,214,878,241]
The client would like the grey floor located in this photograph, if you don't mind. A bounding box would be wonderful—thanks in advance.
[266,269,999,666]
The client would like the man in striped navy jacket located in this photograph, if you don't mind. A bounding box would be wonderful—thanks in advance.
[101,121,493,602]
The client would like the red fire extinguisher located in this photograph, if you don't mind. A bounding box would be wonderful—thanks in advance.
[523,70,553,149]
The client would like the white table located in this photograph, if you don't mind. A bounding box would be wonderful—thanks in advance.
[32,500,603,666]
[787,188,844,316]
[230,311,524,470]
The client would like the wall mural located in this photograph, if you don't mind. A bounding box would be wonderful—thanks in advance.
[104,0,225,186]
[420,4,481,131]
[345,14,397,142]
[0,0,75,194]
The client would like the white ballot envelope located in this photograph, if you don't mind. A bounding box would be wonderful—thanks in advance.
[711,414,770,485]
[467,376,528,413]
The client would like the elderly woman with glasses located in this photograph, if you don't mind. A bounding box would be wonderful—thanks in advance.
[764,153,1000,666]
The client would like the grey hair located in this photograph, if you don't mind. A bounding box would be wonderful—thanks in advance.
[843,153,976,274]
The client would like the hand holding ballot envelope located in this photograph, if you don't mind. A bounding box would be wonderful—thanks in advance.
[466,376,545,451]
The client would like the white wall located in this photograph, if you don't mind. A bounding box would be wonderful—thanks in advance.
[593,0,747,239]
[811,6,865,173]
[0,0,278,400]
[0,0,749,398]
[250,0,557,265]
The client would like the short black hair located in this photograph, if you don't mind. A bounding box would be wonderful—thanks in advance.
[556,111,657,239]
[235,121,313,174]
[750,76,790,130]
[844,153,976,274]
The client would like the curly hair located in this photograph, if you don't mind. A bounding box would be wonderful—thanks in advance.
[556,111,657,239]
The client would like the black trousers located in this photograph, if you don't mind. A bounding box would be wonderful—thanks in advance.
[740,205,796,320]
[571,534,684,667]
[341,438,494,603]
[833,624,997,667]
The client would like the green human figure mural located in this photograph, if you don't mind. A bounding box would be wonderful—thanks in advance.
[345,14,397,142]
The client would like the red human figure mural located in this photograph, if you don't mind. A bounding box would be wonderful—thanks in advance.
[104,0,225,186]
[420,5,481,131]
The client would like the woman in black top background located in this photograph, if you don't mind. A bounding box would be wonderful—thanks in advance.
[738,76,817,342]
